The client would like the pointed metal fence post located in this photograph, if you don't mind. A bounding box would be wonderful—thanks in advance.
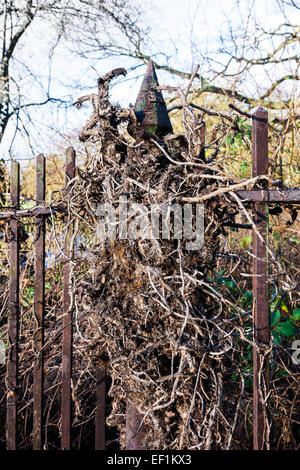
[33,155,46,450]
[7,161,20,450]
[251,107,270,450]
[61,147,75,450]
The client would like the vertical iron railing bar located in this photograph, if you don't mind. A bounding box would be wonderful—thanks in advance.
[251,107,270,450]
[7,161,20,450]
[33,155,46,450]
[61,147,76,450]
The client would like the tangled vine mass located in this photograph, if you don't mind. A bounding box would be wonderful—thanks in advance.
[0,67,299,449]
[66,68,299,449]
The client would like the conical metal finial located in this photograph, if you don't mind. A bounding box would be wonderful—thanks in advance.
[135,60,173,137]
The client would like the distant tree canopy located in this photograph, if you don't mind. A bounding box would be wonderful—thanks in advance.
[0,0,299,158]
[106,0,299,111]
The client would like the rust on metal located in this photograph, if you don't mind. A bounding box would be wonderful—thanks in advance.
[95,366,106,450]
[126,399,145,450]
[7,161,20,450]
[236,189,300,203]
[61,147,76,450]
[251,107,270,450]
[33,155,46,450]
[135,60,173,137]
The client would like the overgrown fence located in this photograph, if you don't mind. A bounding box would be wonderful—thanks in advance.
[1,108,300,450]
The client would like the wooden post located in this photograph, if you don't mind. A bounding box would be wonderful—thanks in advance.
[61,147,75,450]
[251,107,270,450]
[7,161,20,450]
[33,155,46,449]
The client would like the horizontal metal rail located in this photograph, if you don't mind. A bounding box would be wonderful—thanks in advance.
[236,189,300,203]
[0,206,65,219]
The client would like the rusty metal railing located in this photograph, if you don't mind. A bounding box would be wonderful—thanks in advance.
[1,148,107,450]
[1,108,300,450]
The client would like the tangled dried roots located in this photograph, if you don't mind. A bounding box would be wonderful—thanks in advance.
[0,68,299,450]
[65,71,253,449]
[59,68,299,450]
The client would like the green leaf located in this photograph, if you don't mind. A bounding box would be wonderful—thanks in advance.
[223,278,236,288]
[270,310,280,327]
[270,299,278,312]
[275,320,298,337]
[243,291,253,300]
[292,308,300,321]
[272,331,282,345]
